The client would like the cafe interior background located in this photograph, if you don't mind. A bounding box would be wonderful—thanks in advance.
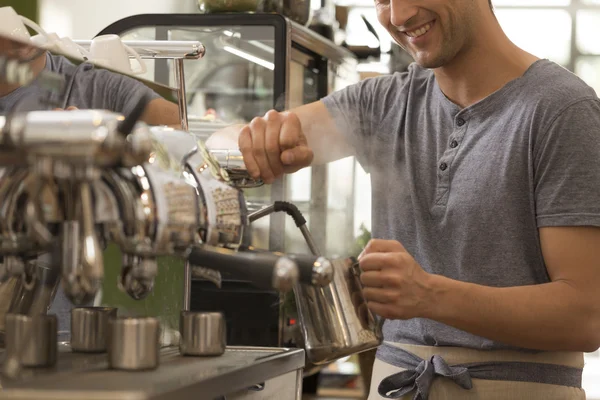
[3,0,600,398]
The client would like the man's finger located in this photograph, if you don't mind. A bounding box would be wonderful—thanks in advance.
[248,117,275,183]
[363,288,396,303]
[264,111,284,179]
[360,271,385,288]
[281,146,313,170]
[362,239,406,257]
[279,112,302,150]
[359,252,400,272]
[238,126,260,179]
[366,301,394,319]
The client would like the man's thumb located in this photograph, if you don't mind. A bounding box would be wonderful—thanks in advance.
[281,146,313,167]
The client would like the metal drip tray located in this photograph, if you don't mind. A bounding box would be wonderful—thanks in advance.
[0,346,304,399]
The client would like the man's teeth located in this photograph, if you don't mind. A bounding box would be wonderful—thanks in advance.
[406,23,432,38]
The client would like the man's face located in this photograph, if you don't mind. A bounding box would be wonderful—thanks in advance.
[375,0,480,69]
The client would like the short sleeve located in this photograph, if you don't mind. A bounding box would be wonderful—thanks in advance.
[94,70,162,116]
[321,74,406,170]
[68,67,161,116]
[534,98,600,227]
[321,79,373,168]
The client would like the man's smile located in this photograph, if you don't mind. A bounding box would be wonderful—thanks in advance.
[402,20,436,38]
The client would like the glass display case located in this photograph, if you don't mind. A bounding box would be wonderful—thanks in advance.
[98,13,359,349]
[99,13,359,257]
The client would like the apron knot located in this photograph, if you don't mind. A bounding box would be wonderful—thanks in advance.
[378,354,473,399]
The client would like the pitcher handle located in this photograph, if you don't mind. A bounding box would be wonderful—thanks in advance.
[352,257,386,331]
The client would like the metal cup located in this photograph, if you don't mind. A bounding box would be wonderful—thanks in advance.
[71,307,117,353]
[5,313,57,367]
[179,311,226,356]
[108,316,160,371]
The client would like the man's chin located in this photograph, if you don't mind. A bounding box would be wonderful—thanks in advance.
[412,54,446,70]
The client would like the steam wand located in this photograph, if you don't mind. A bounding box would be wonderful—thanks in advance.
[248,201,321,257]
[186,245,333,292]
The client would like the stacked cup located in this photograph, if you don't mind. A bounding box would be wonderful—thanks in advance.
[0,6,146,75]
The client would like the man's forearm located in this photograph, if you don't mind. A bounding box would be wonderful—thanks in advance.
[424,275,600,352]
[293,102,354,165]
[141,98,181,127]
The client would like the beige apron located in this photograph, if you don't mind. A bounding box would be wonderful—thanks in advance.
[368,342,586,400]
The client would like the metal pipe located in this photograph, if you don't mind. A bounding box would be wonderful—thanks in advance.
[248,205,275,223]
[73,40,205,60]
[174,58,188,131]
[248,203,322,256]
[299,225,321,257]
[3,110,113,148]
[78,181,103,298]
[183,262,191,311]
[295,369,304,400]
[208,149,246,171]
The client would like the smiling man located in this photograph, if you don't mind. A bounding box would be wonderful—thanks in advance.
[215,0,600,399]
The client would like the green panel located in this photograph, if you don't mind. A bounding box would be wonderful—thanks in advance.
[2,0,39,22]
[100,244,185,332]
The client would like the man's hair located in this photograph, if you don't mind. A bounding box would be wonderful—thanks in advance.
[489,0,494,10]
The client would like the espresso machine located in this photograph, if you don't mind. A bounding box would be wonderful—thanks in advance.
[0,25,382,399]
[0,103,339,396]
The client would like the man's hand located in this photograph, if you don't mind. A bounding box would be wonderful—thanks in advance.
[357,228,600,352]
[239,110,314,184]
[359,239,434,320]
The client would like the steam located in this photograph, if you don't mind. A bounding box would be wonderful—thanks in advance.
[261,86,377,257]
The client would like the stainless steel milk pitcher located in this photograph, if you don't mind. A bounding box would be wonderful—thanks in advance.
[248,202,383,365]
[294,257,383,365]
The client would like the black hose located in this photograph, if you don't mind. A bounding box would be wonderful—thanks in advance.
[273,201,307,227]
[247,201,321,255]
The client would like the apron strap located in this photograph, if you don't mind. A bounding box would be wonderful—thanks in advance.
[378,353,472,399]
[377,343,583,400]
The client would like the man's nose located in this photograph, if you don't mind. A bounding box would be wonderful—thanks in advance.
[389,0,419,28]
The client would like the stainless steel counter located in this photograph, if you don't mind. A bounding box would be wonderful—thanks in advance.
[0,346,305,399]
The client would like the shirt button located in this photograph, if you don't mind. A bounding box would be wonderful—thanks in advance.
[450,140,459,149]
[439,162,448,171]
[456,118,466,127]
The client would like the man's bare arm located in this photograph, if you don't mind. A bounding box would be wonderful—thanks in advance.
[140,97,182,128]
[293,101,354,165]
[423,226,600,351]
[206,101,353,183]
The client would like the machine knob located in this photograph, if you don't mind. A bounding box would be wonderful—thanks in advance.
[118,256,157,300]
[312,257,335,287]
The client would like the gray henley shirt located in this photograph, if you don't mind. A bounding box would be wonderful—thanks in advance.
[322,59,600,351]
[0,52,160,115]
